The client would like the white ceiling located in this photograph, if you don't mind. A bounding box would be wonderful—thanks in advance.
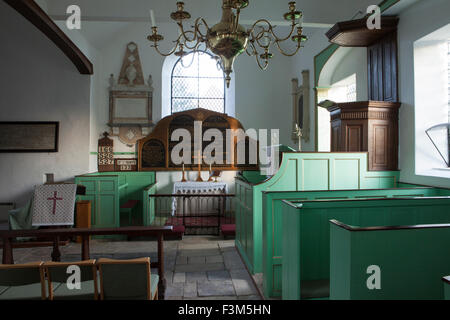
[36,0,422,50]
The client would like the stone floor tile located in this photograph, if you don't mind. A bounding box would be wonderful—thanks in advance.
[176,255,188,265]
[183,281,197,298]
[166,296,183,300]
[207,270,232,282]
[179,248,221,257]
[188,256,206,264]
[173,272,186,283]
[230,269,258,296]
[223,251,246,270]
[165,282,184,298]
[197,281,235,297]
[206,255,223,264]
[175,262,225,273]
[237,295,261,300]
[186,271,207,282]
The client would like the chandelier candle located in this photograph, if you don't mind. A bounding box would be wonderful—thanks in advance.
[150,9,156,27]
[147,0,308,88]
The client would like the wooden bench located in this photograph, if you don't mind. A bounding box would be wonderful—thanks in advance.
[0,226,173,299]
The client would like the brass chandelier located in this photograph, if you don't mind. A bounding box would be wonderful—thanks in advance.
[147,0,307,87]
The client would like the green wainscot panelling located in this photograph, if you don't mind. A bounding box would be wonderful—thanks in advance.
[235,152,400,275]
[75,172,156,235]
[261,185,448,298]
[330,222,450,300]
[281,197,450,300]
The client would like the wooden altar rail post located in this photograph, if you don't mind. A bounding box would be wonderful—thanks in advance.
[0,226,173,299]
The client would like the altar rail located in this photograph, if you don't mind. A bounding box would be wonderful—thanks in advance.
[147,194,235,236]
[0,226,172,299]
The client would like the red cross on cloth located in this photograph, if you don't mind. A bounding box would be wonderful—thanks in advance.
[47,191,63,215]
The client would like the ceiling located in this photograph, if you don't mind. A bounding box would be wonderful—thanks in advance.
[35,0,423,50]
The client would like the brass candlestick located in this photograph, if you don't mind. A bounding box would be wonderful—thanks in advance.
[181,163,187,182]
[194,151,204,182]
[208,163,214,182]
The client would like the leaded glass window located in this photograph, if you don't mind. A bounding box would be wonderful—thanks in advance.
[171,51,225,114]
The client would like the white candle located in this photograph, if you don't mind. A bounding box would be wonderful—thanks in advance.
[299,14,304,28]
[150,9,156,27]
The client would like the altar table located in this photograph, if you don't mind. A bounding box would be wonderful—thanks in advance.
[172,182,228,216]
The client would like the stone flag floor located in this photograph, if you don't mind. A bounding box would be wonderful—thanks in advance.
[0,236,261,300]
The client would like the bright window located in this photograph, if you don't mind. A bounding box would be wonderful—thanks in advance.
[171,51,225,114]
[317,74,357,151]
[413,25,450,177]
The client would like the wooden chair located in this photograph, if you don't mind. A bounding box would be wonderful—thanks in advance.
[97,257,158,300]
[42,260,98,300]
[0,262,46,300]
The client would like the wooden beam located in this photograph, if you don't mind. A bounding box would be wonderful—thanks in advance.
[4,0,93,75]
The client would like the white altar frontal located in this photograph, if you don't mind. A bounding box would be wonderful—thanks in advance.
[172,182,228,216]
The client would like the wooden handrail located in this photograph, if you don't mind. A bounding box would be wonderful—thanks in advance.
[0,226,172,238]
[329,219,450,232]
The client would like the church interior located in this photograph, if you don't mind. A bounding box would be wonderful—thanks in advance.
[0,0,450,301]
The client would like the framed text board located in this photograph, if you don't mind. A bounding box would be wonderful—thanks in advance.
[0,122,59,153]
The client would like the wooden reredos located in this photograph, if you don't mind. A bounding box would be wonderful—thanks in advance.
[138,108,258,171]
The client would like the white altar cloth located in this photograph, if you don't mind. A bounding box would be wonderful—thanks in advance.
[172,182,228,216]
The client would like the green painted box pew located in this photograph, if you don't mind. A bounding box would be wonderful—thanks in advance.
[75,172,156,231]
[443,277,450,300]
[262,185,450,298]
[330,220,450,300]
[281,196,450,300]
[235,152,400,274]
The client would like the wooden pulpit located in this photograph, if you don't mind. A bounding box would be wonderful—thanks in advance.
[327,100,401,171]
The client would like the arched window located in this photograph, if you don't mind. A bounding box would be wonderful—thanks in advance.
[171,51,225,114]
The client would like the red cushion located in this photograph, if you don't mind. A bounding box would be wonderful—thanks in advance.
[171,225,185,234]
[120,200,139,209]
[221,224,236,235]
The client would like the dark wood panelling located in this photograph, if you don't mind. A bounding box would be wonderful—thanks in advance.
[368,31,398,102]
[328,101,401,171]
[346,125,363,152]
